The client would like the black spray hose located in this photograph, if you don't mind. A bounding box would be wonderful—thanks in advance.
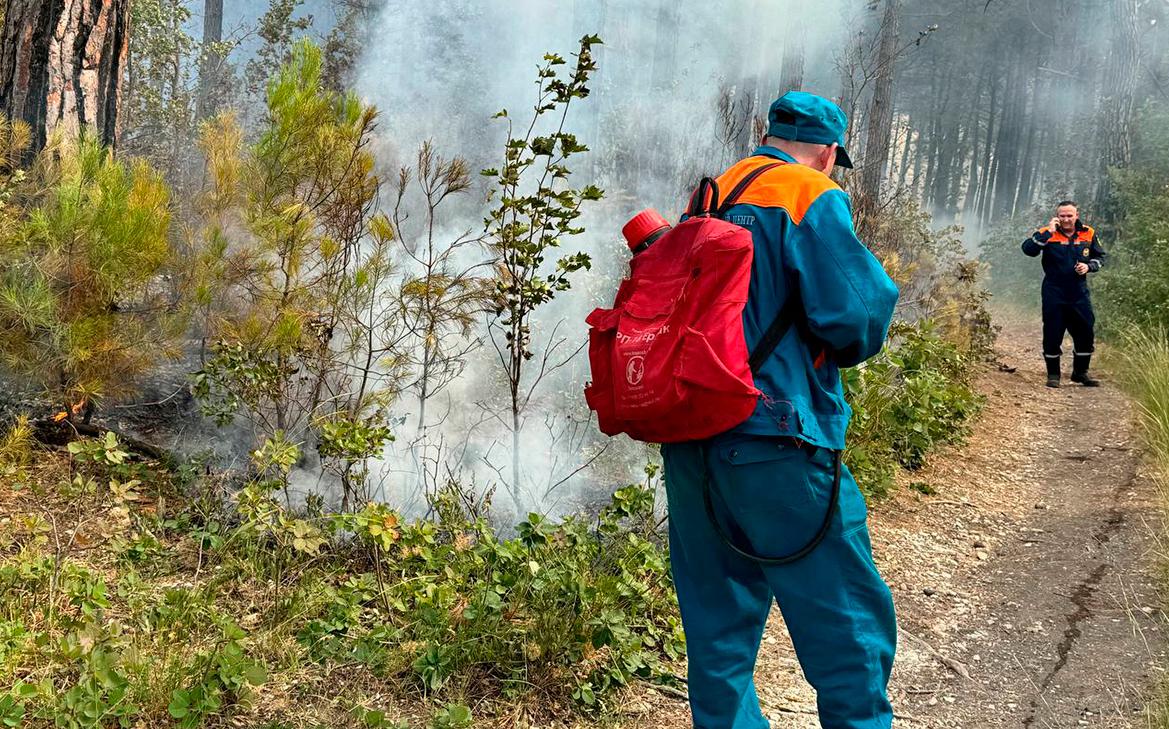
[701,447,843,566]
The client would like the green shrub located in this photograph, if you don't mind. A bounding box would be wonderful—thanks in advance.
[167,620,267,727]
[845,320,985,497]
[274,470,682,712]
[0,123,178,417]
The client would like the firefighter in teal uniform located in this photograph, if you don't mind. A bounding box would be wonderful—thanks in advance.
[1021,200,1106,388]
[662,92,900,728]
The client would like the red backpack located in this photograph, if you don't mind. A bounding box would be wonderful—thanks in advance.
[584,163,797,443]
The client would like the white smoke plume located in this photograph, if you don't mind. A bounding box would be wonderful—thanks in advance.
[342,0,861,519]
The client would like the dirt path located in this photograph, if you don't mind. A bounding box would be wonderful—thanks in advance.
[633,320,1168,728]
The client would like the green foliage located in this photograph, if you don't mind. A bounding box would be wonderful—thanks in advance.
[482,35,604,510]
[430,703,472,729]
[483,36,604,359]
[1095,104,1169,336]
[55,648,138,728]
[167,620,267,727]
[353,706,410,729]
[1112,326,1169,479]
[245,0,314,98]
[191,40,402,507]
[124,0,201,183]
[0,131,178,414]
[320,2,375,91]
[845,321,985,497]
[0,415,34,484]
[316,412,394,462]
[1102,107,1169,728]
[0,690,25,727]
[283,472,681,712]
[389,141,493,441]
[67,432,129,469]
[871,197,998,357]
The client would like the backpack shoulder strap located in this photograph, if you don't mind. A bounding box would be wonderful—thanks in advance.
[690,159,799,373]
[748,293,801,374]
[686,177,721,217]
[716,162,783,218]
[725,161,805,374]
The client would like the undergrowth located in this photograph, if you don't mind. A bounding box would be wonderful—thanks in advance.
[0,434,681,727]
[845,320,986,498]
[0,314,989,726]
[1110,326,1169,728]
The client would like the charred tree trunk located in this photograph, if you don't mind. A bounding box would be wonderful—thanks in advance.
[856,0,900,236]
[1015,98,1041,212]
[966,66,989,219]
[836,26,865,157]
[920,61,942,205]
[909,128,924,197]
[945,117,969,217]
[0,0,131,155]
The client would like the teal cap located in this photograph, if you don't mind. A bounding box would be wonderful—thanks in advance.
[766,91,853,168]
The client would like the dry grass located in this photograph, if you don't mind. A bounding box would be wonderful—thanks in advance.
[1110,326,1169,728]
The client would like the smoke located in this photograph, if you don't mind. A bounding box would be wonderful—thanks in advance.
[341,0,863,518]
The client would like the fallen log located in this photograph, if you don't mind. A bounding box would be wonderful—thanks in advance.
[31,418,170,463]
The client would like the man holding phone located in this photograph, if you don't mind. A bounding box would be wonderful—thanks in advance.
[1021,200,1106,388]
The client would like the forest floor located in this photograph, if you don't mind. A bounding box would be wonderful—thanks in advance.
[631,317,1169,728]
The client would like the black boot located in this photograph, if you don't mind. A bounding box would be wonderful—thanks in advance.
[1070,353,1100,387]
[1045,355,1061,388]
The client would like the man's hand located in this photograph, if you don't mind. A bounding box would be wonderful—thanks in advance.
[1049,217,1060,231]
[1074,262,1089,275]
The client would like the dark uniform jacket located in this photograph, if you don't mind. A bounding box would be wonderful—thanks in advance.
[1021,222,1105,303]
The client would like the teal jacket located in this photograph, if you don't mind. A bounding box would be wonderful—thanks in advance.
[706,146,899,450]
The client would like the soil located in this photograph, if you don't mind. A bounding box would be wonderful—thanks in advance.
[628,320,1168,728]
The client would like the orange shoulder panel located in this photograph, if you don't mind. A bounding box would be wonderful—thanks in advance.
[715,157,839,225]
[1080,225,1095,237]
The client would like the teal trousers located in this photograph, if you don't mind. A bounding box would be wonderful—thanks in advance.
[661,435,896,728]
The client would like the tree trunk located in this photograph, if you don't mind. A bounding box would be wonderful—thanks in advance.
[196,0,224,120]
[1096,0,1139,211]
[836,27,865,156]
[926,66,955,212]
[896,117,913,190]
[855,0,900,235]
[0,0,131,155]
[991,49,1026,220]
[511,408,524,516]
[778,9,805,93]
[945,118,969,217]
[965,67,988,219]
[975,62,999,226]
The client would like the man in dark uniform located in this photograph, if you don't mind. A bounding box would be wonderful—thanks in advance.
[1022,200,1106,388]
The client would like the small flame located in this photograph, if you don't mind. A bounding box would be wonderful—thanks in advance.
[52,411,69,422]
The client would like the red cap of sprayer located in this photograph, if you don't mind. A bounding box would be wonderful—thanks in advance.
[621,209,671,253]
